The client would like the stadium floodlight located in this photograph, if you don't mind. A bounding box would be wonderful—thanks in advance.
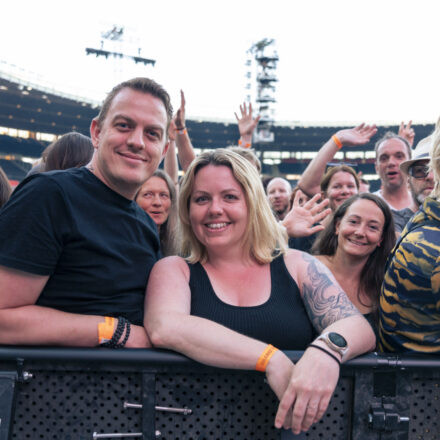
[85,48,155,66]
[246,38,279,147]
[86,26,156,67]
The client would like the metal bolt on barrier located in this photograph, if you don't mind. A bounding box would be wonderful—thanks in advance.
[22,371,33,381]
[124,401,192,415]
[92,431,161,439]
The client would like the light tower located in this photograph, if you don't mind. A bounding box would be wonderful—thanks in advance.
[246,38,279,145]
[85,26,155,86]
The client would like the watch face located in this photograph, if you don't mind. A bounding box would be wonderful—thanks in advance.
[328,332,347,348]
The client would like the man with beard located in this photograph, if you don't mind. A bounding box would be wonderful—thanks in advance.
[392,134,436,233]
[266,177,292,220]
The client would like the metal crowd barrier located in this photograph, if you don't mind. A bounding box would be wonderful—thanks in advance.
[0,347,438,440]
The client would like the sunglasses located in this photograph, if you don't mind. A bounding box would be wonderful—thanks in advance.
[408,164,430,179]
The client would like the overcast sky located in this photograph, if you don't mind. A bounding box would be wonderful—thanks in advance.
[1,0,439,125]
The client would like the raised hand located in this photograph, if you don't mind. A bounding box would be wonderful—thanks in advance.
[174,90,186,130]
[235,102,261,141]
[398,120,415,147]
[282,192,331,238]
[168,119,177,142]
[335,123,377,147]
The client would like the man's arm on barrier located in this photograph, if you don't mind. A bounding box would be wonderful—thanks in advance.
[0,265,151,347]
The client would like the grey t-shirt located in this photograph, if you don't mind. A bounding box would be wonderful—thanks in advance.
[392,207,415,234]
[373,189,415,234]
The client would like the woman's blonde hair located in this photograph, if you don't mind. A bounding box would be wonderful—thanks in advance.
[431,120,440,199]
[178,149,287,264]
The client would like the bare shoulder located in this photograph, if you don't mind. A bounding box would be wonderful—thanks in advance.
[283,249,319,281]
[152,256,189,279]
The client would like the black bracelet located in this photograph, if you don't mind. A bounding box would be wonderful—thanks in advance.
[296,184,315,200]
[101,317,126,348]
[117,320,131,348]
[112,317,126,347]
[176,126,186,131]
[308,344,341,367]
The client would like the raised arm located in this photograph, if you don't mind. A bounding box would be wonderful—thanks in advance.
[0,265,150,347]
[173,90,196,171]
[235,102,261,147]
[274,250,376,434]
[164,122,179,184]
[298,124,377,196]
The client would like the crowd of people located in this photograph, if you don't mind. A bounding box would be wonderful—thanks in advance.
[0,76,438,434]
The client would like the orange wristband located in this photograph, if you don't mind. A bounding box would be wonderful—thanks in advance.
[238,139,252,148]
[177,128,187,135]
[98,317,115,344]
[332,134,343,149]
[255,344,279,372]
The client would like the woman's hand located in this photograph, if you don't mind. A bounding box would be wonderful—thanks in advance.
[265,350,295,399]
[282,192,331,238]
[335,123,377,147]
[264,350,296,428]
[274,347,340,434]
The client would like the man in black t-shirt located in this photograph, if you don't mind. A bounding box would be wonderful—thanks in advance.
[0,77,172,348]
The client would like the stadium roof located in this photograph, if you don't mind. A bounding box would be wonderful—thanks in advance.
[0,66,100,136]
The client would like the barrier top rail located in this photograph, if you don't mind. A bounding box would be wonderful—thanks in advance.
[0,346,439,369]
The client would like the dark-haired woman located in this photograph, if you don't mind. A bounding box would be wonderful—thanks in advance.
[43,132,94,171]
[312,193,395,325]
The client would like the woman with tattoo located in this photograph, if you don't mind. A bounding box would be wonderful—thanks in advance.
[144,149,376,435]
[312,193,395,328]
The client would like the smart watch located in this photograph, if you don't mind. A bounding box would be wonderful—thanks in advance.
[315,332,348,358]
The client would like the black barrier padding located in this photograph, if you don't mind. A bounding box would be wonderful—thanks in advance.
[0,348,439,439]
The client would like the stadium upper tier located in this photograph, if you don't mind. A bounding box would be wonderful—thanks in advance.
[0,74,436,187]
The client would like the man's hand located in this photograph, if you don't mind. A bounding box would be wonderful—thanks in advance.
[235,102,261,143]
[335,123,377,147]
[282,192,331,238]
[398,120,415,147]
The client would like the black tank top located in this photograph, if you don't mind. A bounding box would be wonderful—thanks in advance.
[189,255,314,350]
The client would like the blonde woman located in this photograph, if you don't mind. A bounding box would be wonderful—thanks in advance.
[145,149,375,435]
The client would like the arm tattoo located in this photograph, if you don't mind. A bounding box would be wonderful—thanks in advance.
[301,253,360,333]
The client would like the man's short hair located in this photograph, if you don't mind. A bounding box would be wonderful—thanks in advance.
[97,77,173,129]
[374,131,411,159]
[266,177,292,194]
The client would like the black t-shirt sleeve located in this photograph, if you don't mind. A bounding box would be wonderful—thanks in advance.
[0,175,69,275]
